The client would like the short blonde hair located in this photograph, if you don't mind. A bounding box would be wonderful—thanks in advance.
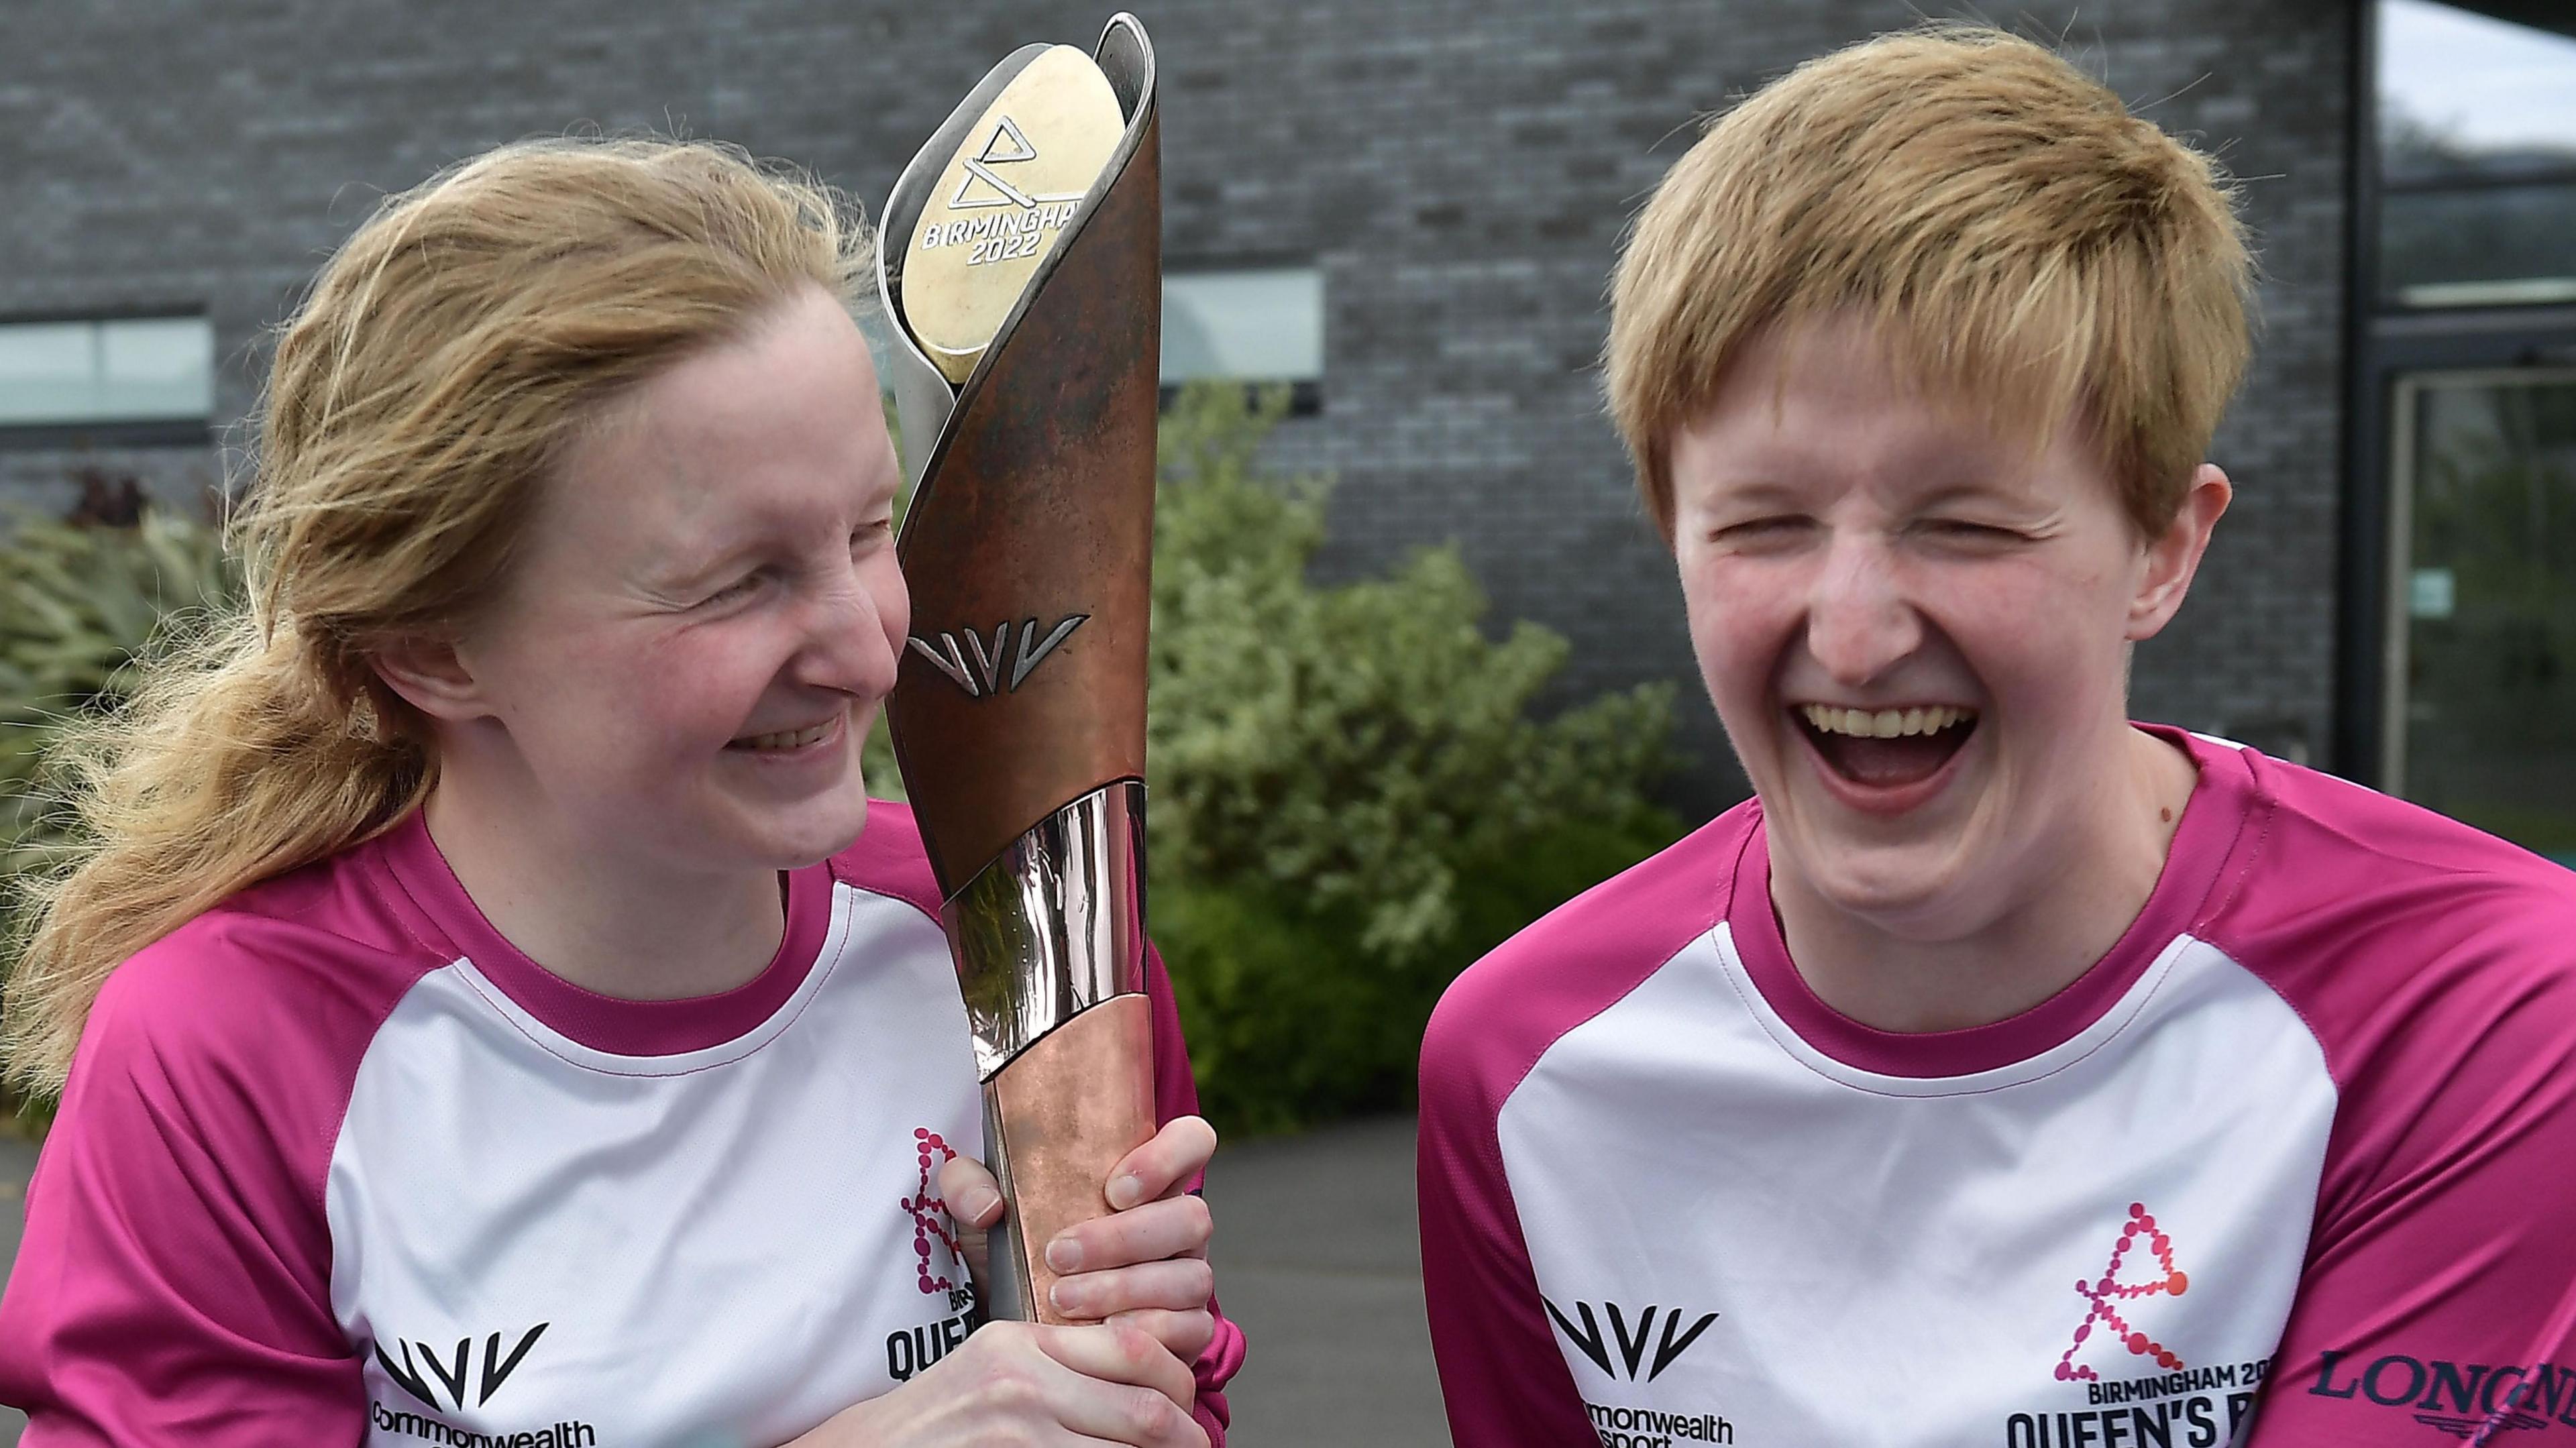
[1605,25,2252,541]
[6,136,866,1093]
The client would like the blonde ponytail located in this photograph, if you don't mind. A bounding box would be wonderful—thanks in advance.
[5,136,867,1094]
[6,617,430,1087]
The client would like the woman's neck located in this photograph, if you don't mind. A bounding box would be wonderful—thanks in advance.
[421,777,786,1003]
[1772,726,2200,1034]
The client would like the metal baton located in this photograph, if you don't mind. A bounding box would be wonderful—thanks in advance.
[875,13,1162,1327]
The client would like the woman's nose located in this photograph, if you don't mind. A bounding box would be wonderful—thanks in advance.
[1804,533,1923,685]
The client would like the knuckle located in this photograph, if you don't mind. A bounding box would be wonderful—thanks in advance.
[1109,1320,1158,1364]
[987,1370,1044,1415]
[1124,1386,1182,1437]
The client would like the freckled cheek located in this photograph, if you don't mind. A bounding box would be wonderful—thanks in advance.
[619,632,796,753]
[1679,560,1805,716]
[1925,565,2126,722]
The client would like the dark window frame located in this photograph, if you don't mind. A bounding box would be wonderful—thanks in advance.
[1157,379,1322,416]
[2335,0,2576,783]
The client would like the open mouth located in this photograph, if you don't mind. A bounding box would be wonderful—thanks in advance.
[1794,704,1978,789]
[727,714,842,753]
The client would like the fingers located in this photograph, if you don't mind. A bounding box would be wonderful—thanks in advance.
[1033,1322,1209,1445]
[854,1320,1207,1448]
[1106,1306,1218,1364]
[1057,1383,1209,1448]
[1050,1256,1216,1321]
[1047,1191,1214,1279]
[1103,1116,1218,1210]
[936,1154,1005,1229]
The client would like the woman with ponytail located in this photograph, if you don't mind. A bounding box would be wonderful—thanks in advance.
[0,136,1237,1447]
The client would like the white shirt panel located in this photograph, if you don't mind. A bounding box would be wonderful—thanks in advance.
[327,881,985,1447]
[1495,926,2337,1447]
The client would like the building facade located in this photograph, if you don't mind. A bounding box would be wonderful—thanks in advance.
[1,1,2568,842]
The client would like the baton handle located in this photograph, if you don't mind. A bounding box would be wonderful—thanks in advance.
[979,994,1159,1323]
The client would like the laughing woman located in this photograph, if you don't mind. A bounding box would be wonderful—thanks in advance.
[1417,26,2576,1448]
[0,137,1238,1447]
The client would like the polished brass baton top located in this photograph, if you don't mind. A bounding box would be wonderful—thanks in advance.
[898,46,1125,386]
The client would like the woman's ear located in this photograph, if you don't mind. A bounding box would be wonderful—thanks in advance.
[2127,463,2232,642]
[370,635,491,724]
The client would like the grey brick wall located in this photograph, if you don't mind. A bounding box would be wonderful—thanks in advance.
[0,0,2356,814]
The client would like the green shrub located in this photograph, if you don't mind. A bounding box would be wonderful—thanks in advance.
[1156,812,1678,1136]
[1,506,239,883]
[1146,386,1680,1133]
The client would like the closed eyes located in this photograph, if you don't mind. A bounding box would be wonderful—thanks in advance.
[699,569,770,608]
[1915,518,2032,545]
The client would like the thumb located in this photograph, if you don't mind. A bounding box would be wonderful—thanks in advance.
[937,1154,1006,1229]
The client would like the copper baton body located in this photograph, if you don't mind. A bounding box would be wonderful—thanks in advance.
[876,13,1162,1327]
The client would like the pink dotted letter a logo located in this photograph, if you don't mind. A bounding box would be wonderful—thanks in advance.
[2055,1203,2192,1384]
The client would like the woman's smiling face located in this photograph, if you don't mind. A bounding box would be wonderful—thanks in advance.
[1671,313,2201,942]
[447,284,909,878]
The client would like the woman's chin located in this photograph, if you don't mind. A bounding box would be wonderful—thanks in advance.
[1769,798,1990,932]
[726,790,875,873]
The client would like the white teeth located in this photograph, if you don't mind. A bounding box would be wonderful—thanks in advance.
[739,718,837,752]
[1799,704,1976,738]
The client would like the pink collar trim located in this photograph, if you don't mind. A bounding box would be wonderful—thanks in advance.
[1724,725,2251,1078]
[376,810,837,1058]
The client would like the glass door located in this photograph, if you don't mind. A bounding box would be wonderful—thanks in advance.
[2383,370,2576,865]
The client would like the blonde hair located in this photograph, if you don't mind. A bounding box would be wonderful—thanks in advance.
[5,136,869,1093]
[1605,24,2252,541]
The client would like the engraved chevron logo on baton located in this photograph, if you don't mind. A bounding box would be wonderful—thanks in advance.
[908,614,1090,698]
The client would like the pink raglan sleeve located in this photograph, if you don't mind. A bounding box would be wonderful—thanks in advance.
[0,928,371,1443]
[2216,805,2576,1443]
[1415,814,1746,1447]
[1143,943,1244,1445]
[1415,966,1608,1447]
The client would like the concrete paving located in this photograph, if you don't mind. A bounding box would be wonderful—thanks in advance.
[1202,1114,1452,1447]
[0,1116,1448,1447]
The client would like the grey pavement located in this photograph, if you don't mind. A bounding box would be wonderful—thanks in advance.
[0,1117,1446,1447]
[1202,1115,1451,1447]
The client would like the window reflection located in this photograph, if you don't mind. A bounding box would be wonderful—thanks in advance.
[2377,1,2576,308]
[0,316,213,427]
[1161,268,1323,384]
[2389,372,2576,863]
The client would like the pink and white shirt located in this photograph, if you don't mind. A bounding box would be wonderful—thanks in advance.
[0,801,1242,1447]
[1420,728,2576,1447]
